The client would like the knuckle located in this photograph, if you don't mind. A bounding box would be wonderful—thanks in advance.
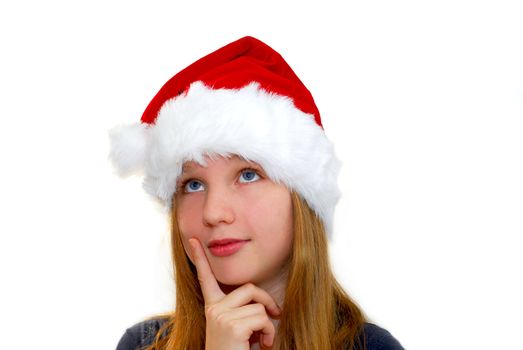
[230,320,247,338]
[263,316,275,331]
[261,312,271,323]
[254,303,266,314]
[215,312,228,326]
[205,305,219,319]
[244,282,256,293]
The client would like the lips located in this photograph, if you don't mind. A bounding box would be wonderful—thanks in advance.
[208,238,250,257]
[208,238,249,248]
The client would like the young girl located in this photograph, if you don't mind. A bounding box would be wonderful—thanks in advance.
[110,36,403,350]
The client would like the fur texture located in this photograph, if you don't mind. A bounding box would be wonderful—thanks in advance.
[109,81,341,237]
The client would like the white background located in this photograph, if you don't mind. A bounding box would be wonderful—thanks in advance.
[1,1,522,349]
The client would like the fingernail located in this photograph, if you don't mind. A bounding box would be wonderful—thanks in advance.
[270,306,281,317]
[275,304,282,314]
[188,239,197,251]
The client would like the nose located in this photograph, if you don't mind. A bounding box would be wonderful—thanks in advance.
[202,185,235,227]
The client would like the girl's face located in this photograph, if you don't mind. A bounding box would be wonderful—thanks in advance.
[175,155,293,288]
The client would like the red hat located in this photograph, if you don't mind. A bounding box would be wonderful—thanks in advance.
[109,36,340,237]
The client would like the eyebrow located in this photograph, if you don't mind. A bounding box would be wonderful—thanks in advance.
[180,158,264,175]
[178,167,198,183]
[181,163,196,172]
[180,159,206,174]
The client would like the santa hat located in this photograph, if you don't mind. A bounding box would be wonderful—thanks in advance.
[109,36,341,237]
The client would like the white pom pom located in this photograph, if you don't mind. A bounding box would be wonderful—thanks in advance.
[108,122,148,176]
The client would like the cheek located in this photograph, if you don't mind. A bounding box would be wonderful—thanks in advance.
[180,238,195,265]
[175,200,202,264]
[176,197,202,235]
[251,191,293,246]
[275,193,294,251]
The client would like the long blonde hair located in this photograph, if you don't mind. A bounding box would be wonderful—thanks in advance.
[146,191,367,350]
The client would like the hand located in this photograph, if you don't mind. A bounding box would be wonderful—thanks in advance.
[188,238,282,350]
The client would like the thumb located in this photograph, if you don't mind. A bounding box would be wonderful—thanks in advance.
[259,333,274,349]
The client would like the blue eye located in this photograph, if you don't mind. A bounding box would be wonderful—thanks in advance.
[239,169,260,183]
[184,180,204,193]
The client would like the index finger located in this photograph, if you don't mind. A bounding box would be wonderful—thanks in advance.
[188,238,225,305]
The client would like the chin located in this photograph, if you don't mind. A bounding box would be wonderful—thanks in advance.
[214,268,259,287]
[216,274,251,287]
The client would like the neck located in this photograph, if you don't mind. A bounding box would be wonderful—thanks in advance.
[257,269,288,310]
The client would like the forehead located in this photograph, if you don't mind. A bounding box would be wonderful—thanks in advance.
[181,155,259,173]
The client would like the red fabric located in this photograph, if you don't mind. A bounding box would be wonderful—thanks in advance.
[141,36,322,128]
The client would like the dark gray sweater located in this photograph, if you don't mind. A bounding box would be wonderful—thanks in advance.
[116,318,404,349]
